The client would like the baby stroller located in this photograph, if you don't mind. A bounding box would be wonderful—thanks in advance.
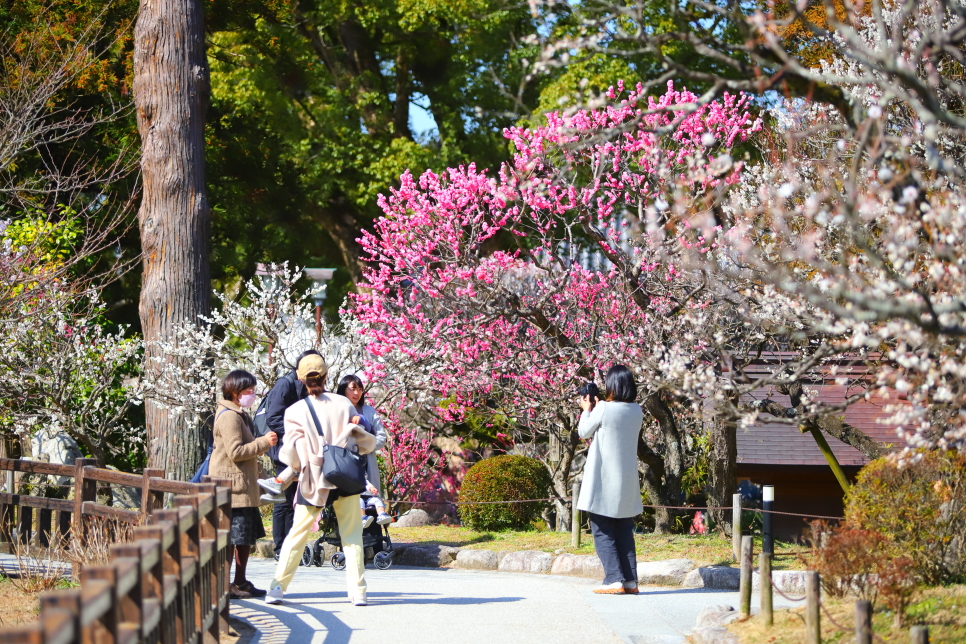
[301,495,395,570]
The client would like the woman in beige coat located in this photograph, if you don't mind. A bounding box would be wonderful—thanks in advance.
[210,370,277,599]
[266,354,375,606]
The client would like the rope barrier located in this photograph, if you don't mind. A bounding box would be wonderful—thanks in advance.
[388,498,844,520]
[770,578,807,602]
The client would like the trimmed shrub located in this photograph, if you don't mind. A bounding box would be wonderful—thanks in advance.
[457,455,552,531]
[845,450,966,584]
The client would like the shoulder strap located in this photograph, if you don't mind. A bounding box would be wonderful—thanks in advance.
[305,398,325,441]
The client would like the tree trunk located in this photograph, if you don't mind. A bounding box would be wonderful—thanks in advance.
[707,397,738,536]
[642,392,687,534]
[134,0,211,480]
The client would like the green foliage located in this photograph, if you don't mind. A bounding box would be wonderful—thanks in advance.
[457,455,551,531]
[4,210,82,265]
[845,450,966,584]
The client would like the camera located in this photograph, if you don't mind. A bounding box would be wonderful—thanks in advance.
[578,382,600,401]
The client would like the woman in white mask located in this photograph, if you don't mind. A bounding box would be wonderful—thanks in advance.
[211,369,278,599]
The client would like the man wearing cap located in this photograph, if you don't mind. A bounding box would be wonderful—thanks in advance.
[256,350,321,559]
[265,354,376,606]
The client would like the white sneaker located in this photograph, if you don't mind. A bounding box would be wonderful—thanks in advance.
[258,478,282,495]
[265,586,283,604]
[352,592,367,606]
[362,515,374,529]
[260,492,286,503]
[376,512,392,526]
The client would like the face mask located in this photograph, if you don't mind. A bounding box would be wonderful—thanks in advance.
[238,393,257,408]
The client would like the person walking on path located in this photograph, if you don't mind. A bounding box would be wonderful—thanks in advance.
[254,350,320,558]
[337,375,392,527]
[576,364,644,595]
[266,355,376,606]
[210,369,278,599]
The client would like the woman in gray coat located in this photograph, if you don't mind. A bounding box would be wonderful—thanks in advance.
[576,364,644,594]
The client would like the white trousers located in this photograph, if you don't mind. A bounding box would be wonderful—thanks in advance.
[270,494,366,597]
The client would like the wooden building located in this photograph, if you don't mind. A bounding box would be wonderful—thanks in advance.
[735,358,902,539]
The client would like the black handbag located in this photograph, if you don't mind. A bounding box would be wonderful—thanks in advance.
[305,398,367,495]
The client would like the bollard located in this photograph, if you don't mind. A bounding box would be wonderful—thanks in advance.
[732,493,742,562]
[739,535,753,618]
[571,479,581,549]
[805,571,821,644]
[910,625,929,644]
[760,552,773,626]
[855,599,872,644]
[762,485,774,555]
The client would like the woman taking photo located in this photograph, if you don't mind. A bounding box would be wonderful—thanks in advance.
[576,364,644,595]
[210,369,278,599]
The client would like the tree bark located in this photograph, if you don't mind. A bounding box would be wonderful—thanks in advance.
[642,392,687,534]
[707,396,738,536]
[134,0,211,480]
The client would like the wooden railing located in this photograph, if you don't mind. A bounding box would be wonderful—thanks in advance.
[0,458,233,644]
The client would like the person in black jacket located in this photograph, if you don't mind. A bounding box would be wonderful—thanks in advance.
[258,349,320,559]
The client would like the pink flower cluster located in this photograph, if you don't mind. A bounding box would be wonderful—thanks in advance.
[352,82,761,444]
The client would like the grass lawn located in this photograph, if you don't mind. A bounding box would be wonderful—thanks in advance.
[727,584,966,643]
[387,525,803,569]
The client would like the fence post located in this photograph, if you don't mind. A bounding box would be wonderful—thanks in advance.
[760,552,773,626]
[71,458,98,546]
[80,568,120,644]
[805,570,821,644]
[762,485,774,555]
[571,479,581,549]
[110,545,145,636]
[732,493,742,562]
[739,535,753,618]
[855,599,872,644]
[40,592,82,644]
[910,626,929,644]
[141,468,166,516]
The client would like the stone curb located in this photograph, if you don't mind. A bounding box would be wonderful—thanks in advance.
[253,538,805,591]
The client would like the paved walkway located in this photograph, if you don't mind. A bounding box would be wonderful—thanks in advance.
[235,558,795,644]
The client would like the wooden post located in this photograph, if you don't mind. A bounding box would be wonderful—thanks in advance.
[739,535,753,618]
[110,546,145,633]
[80,568,120,644]
[40,592,82,644]
[141,468,166,516]
[760,552,773,626]
[571,479,581,549]
[910,626,929,644]
[855,599,872,644]
[805,571,821,644]
[732,493,742,562]
[16,505,31,546]
[72,457,98,547]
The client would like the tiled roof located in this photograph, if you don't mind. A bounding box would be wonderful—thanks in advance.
[737,385,903,466]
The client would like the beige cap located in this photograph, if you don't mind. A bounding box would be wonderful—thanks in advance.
[296,354,327,380]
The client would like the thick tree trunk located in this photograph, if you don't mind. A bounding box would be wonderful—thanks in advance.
[134,0,211,480]
[707,397,738,536]
[642,392,687,534]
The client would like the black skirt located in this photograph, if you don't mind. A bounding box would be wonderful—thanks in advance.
[230,506,266,546]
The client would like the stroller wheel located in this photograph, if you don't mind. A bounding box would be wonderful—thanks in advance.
[374,550,393,570]
[300,544,313,567]
[330,552,347,570]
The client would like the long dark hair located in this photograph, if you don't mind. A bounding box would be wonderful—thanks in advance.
[604,365,638,403]
[336,374,365,406]
[222,370,256,401]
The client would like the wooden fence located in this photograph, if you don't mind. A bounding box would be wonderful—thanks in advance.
[0,458,233,644]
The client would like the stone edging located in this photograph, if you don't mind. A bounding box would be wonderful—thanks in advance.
[386,544,808,592]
